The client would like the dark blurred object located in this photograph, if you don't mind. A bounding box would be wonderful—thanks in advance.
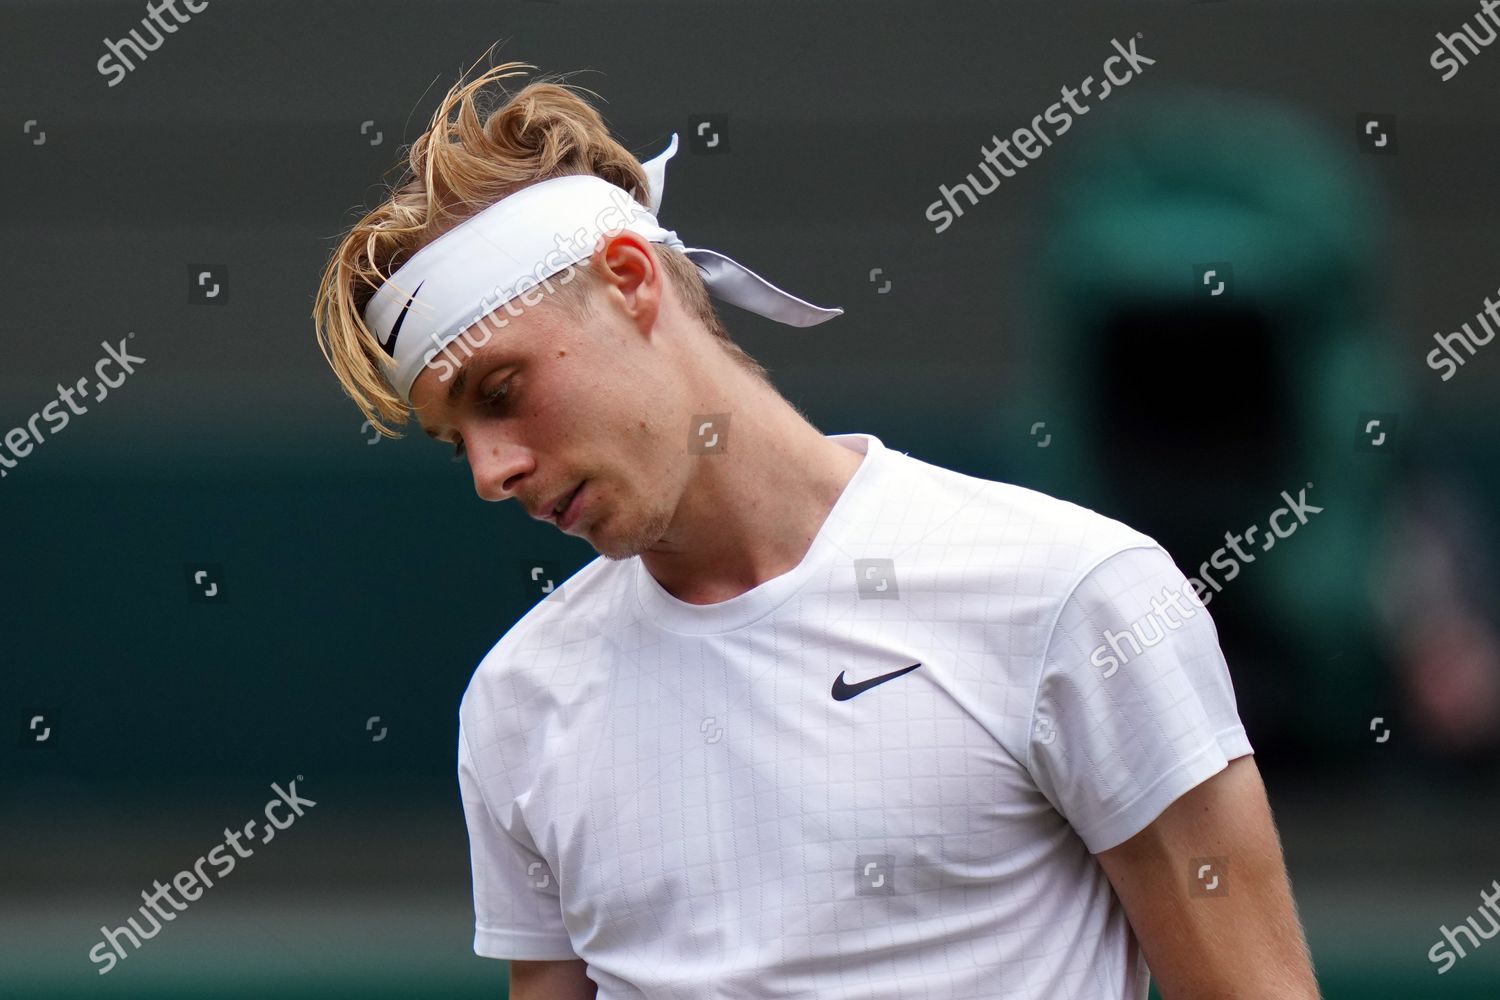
[1374,476,1500,759]
[989,91,1500,769]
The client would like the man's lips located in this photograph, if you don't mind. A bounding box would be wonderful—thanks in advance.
[540,482,584,523]
[554,482,587,530]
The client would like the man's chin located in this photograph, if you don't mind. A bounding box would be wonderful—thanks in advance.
[594,531,652,562]
[596,539,650,562]
[590,509,671,562]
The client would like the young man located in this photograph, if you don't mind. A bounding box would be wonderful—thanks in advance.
[313,61,1320,999]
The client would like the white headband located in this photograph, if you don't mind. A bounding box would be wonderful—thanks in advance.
[362,132,844,402]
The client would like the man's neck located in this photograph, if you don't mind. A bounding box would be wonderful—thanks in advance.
[639,394,866,606]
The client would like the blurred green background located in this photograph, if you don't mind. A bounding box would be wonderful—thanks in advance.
[5,1,1500,996]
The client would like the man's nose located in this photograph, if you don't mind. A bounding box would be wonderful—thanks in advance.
[466,437,533,503]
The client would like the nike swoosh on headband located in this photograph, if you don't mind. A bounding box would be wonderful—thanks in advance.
[831,662,922,701]
[381,279,426,358]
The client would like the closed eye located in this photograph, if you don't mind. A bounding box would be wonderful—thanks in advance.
[481,379,512,410]
[452,378,514,459]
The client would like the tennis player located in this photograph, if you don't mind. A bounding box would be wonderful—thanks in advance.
[313,58,1321,1000]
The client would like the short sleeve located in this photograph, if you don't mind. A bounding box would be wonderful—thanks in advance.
[458,715,579,960]
[1026,545,1254,854]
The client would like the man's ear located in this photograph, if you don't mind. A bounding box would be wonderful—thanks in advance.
[593,230,661,334]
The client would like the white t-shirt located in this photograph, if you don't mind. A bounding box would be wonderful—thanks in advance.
[457,432,1253,999]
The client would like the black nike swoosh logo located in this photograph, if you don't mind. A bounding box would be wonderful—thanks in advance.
[832,662,921,701]
[380,279,426,357]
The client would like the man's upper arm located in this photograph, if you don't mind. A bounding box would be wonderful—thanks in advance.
[1023,543,1313,995]
[1026,544,1254,852]
[509,958,597,999]
[457,708,576,960]
[1094,754,1320,999]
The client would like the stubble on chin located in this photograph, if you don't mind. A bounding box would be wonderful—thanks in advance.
[593,500,674,562]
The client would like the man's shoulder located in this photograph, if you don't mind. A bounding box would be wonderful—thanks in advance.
[459,555,634,721]
[881,448,1159,574]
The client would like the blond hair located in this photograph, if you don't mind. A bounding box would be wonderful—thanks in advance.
[312,53,771,437]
